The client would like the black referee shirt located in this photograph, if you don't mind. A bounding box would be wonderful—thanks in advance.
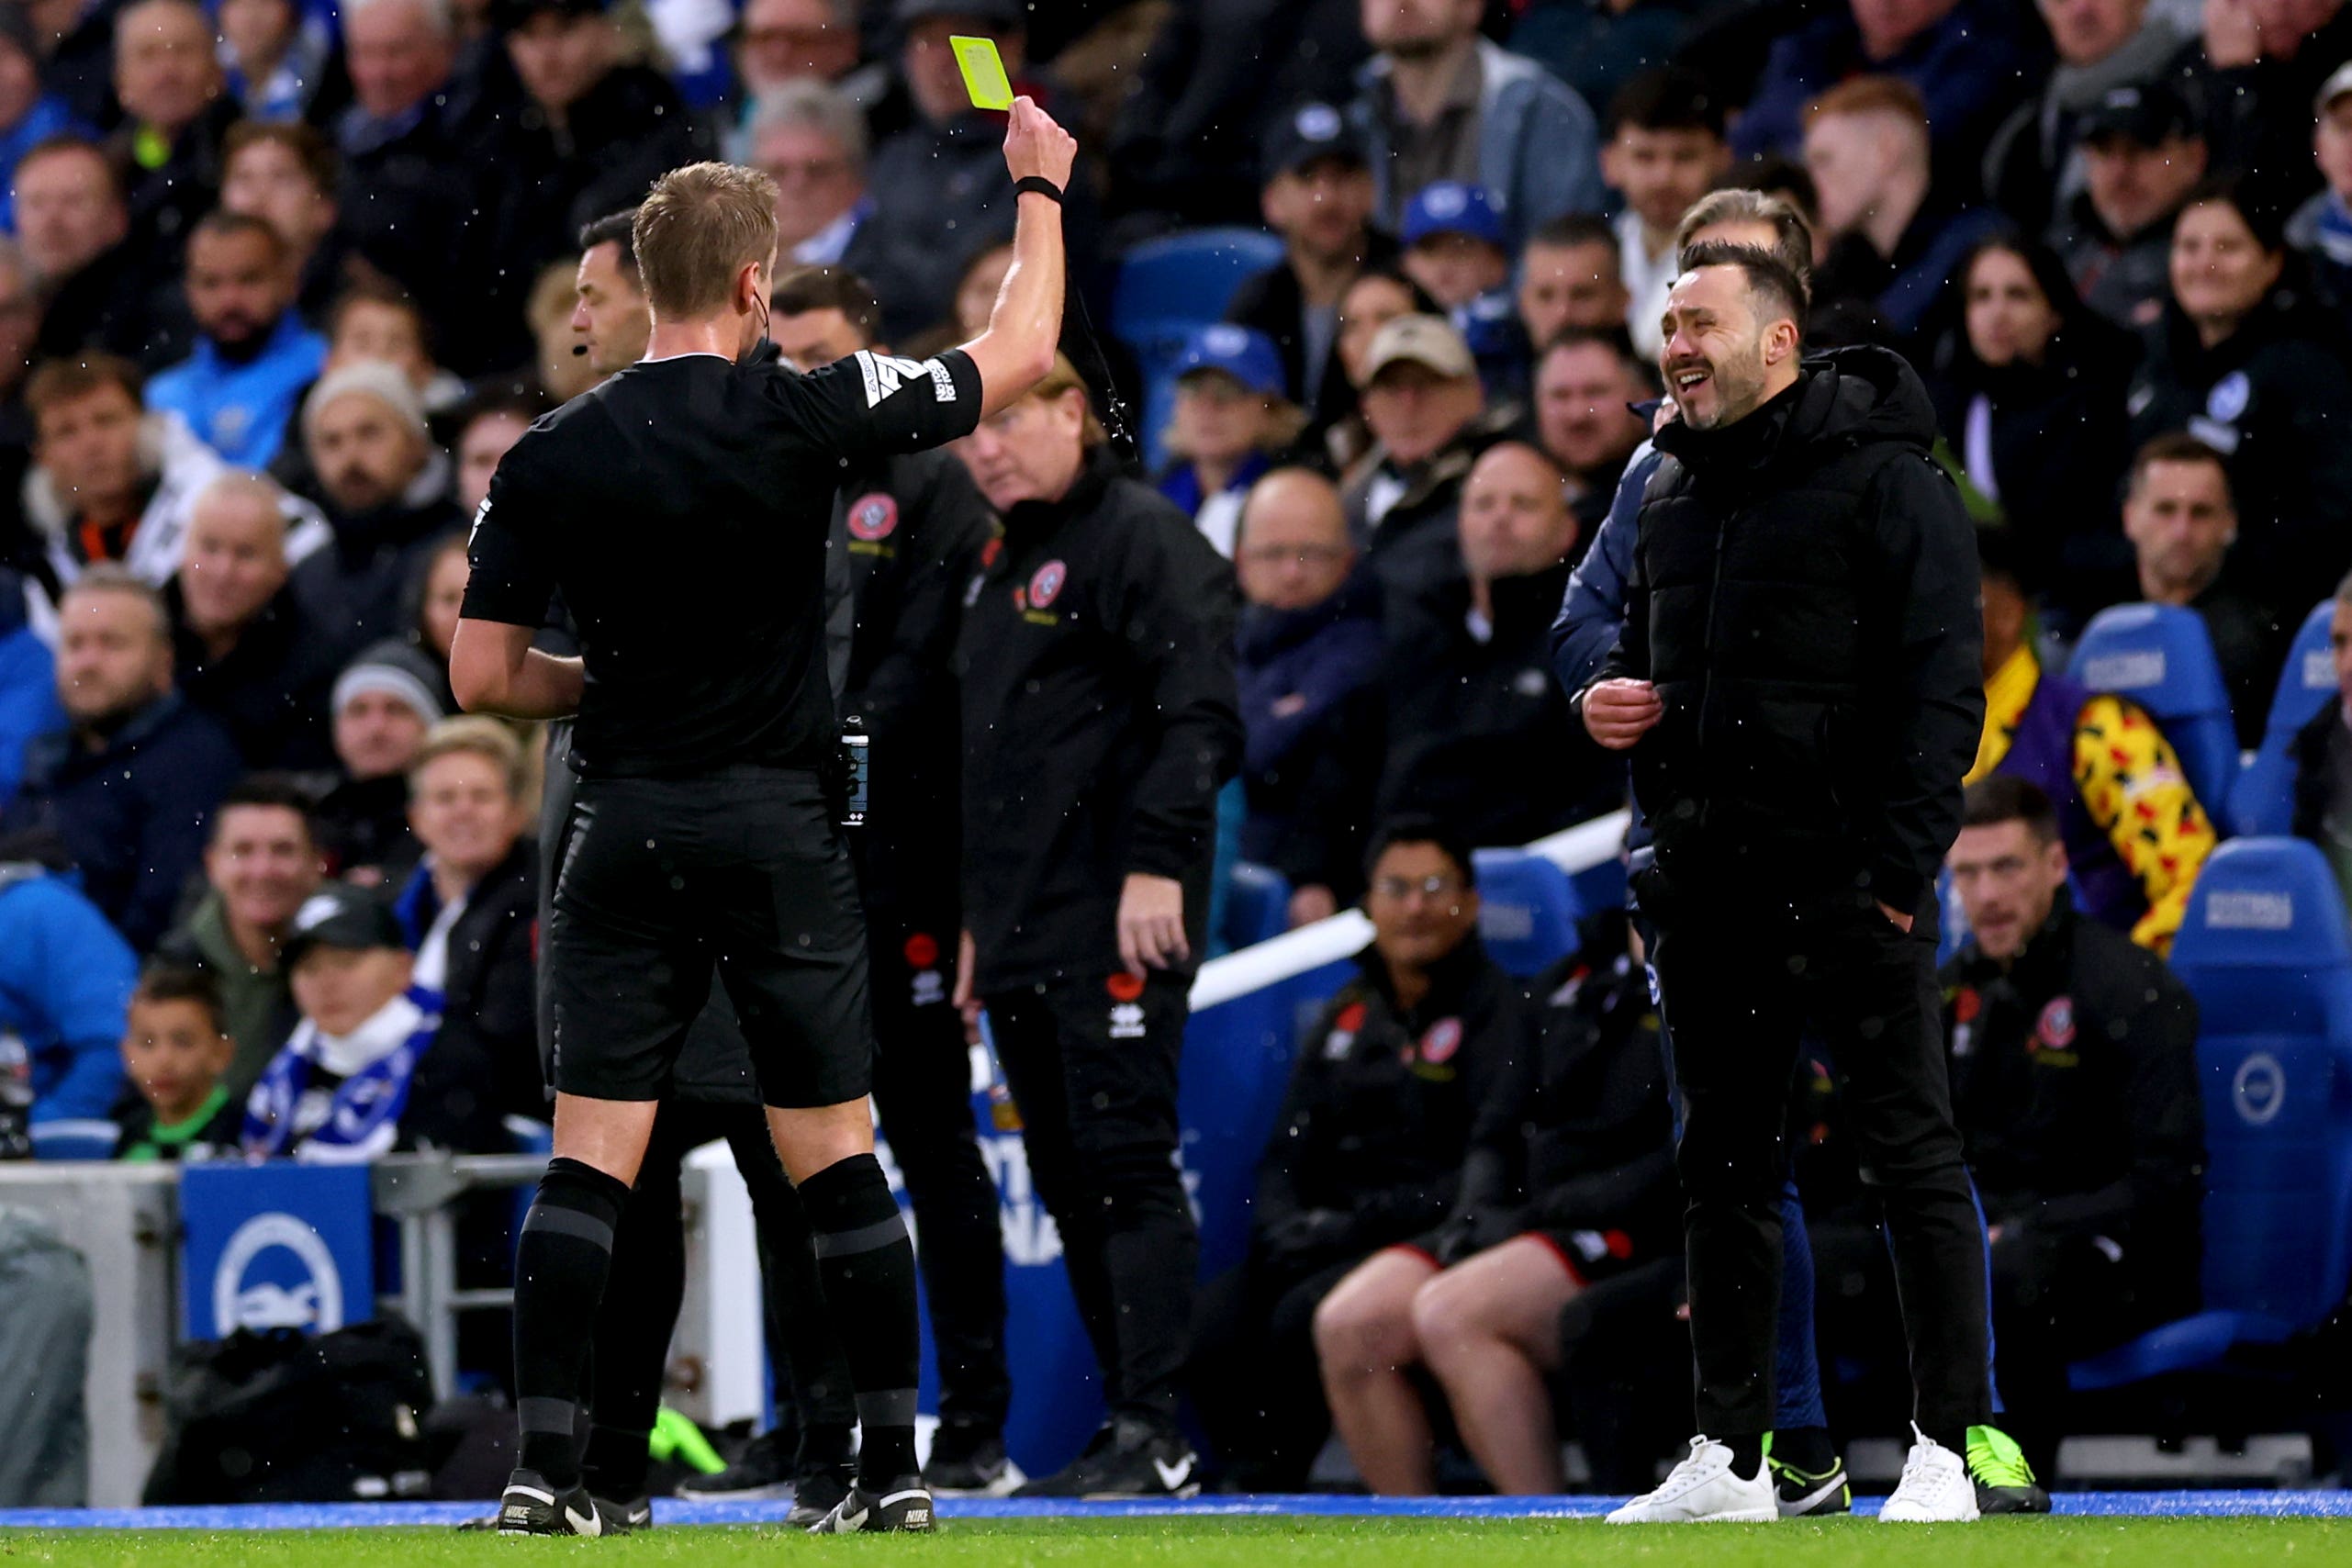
[462,347,984,778]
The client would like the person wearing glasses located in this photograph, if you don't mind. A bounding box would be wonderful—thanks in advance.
[1206,820,1517,1490]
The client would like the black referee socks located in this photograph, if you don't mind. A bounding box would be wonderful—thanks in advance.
[798,1153,923,1485]
[513,1156,631,1488]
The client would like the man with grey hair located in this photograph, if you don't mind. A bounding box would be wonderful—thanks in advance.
[747,78,874,265]
[288,359,464,647]
[334,0,486,360]
[169,470,342,768]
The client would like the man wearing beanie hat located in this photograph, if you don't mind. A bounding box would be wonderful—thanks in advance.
[290,358,466,650]
[315,637,444,887]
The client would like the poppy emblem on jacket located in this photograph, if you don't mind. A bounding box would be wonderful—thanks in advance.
[1029,560,1068,609]
[1953,987,1980,1025]
[2034,995,2077,1053]
[904,932,940,969]
[847,494,898,541]
[980,535,1002,569]
[1420,1017,1463,1065]
[1106,970,1146,1002]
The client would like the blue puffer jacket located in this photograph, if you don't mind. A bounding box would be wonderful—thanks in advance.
[0,863,135,1156]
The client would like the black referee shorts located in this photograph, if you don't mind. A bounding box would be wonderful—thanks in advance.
[547,766,874,1110]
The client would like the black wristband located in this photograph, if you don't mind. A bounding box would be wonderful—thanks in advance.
[1014,175,1065,205]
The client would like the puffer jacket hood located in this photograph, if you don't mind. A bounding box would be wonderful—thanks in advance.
[1656,345,1938,479]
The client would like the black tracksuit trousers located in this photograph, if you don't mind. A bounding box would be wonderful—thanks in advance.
[1650,893,1992,1446]
[985,971,1197,1422]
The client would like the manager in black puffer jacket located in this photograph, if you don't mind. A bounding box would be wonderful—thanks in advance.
[1578,244,1995,1515]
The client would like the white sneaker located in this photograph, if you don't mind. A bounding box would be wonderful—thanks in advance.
[1878,1425,1981,1523]
[1607,1437,1779,1524]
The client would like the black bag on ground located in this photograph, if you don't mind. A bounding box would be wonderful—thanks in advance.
[144,1319,435,1503]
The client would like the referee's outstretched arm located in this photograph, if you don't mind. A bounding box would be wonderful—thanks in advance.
[961,96,1076,418]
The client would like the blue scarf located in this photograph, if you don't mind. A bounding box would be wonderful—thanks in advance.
[241,987,442,1163]
[2316,193,2352,270]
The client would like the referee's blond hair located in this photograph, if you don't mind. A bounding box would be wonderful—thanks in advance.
[633,162,781,319]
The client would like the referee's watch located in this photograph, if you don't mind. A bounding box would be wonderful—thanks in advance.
[1014,176,1065,205]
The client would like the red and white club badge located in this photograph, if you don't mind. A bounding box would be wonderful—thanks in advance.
[1028,560,1068,609]
[847,493,899,541]
[2034,995,2077,1052]
[1420,1017,1463,1065]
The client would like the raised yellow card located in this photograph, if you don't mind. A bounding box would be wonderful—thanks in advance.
[950,35,1014,111]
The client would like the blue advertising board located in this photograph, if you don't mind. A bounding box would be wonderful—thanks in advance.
[180,1162,375,1341]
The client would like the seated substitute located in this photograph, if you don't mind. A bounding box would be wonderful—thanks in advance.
[1192,820,1518,1490]
[112,962,243,1161]
[1318,909,1678,1496]
[1941,775,2203,1477]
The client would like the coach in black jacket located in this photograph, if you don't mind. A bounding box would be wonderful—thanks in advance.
[1580,245,1993,1515]
[954,358,1242,1496]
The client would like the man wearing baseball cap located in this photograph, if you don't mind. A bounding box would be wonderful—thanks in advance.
[1344,313,1509,601]
[2049,80,2208,330]
[2287,62,2352,319]
[1226,103,1394,425]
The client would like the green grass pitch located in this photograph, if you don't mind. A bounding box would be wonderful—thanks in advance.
[5,1518,2348,1566]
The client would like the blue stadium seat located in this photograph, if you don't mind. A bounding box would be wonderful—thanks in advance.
[2068,837,2352,1391]
[1223,860,1293,951]
[1109,228,1285,471]
[2226,600,2335,837]
[1472,848,1581,976]
[2066,604,2242,821]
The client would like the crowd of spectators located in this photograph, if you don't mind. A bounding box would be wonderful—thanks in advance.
[0,0,2344,1496]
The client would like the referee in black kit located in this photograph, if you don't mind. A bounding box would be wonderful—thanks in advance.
[450,99,1076,1536]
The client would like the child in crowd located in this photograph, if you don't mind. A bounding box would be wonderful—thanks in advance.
[1398,183,1523,398]
[113,965,243,1162]
[241,884,490,1162]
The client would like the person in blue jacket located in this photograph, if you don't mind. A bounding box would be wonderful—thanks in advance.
[142,211,327,470]
[0,6,87,235]
[0,846,137,1159]
[0,568,64,802]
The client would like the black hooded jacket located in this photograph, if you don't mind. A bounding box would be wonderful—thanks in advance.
[1250,935,1522,1278]
[1591,347,1985,915]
